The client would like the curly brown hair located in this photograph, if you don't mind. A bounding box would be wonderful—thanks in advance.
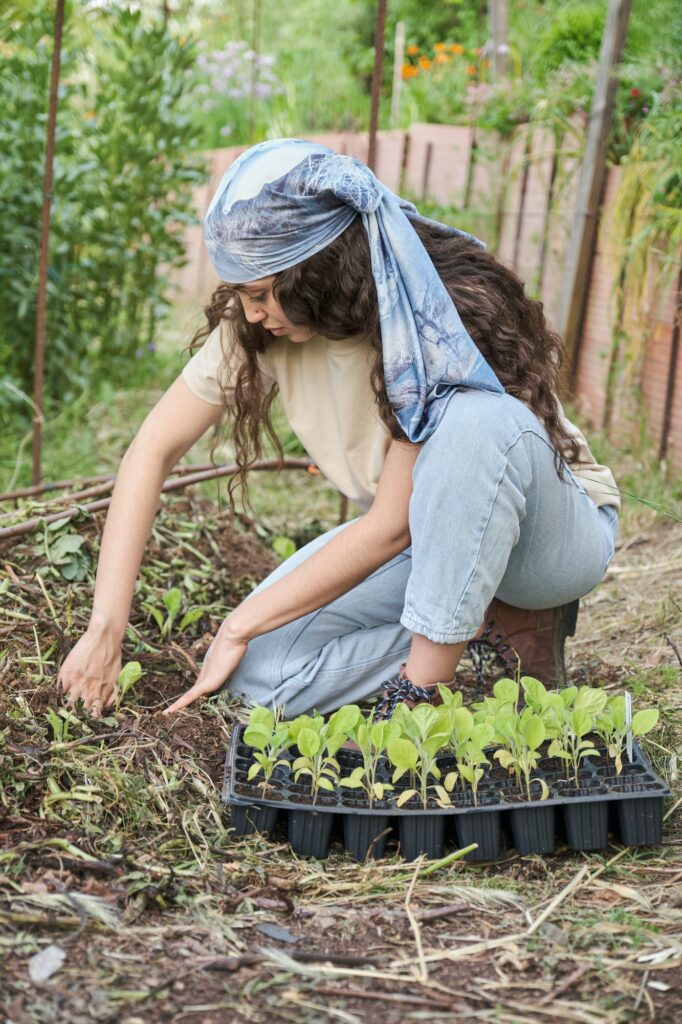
[190,217,580,508]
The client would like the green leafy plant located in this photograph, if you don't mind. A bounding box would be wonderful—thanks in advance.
[594,696,660,775]
[547,686,608,785]
[492,707,549,801]
[387,704,454,809]
[289,705,361,803]
[142,588,206,639]
[43,523,91,582]
[243,706,291,792]
[340,712,399,807]
[450,710,495,808]
[115,662,145,711]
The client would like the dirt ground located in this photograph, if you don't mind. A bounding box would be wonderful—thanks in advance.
[1,488,681,1024]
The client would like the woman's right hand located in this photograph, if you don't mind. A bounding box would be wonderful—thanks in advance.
[58,624,122,717]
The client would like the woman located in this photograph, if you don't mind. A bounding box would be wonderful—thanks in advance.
[58,138,620,719]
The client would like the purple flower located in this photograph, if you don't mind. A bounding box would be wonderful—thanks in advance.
[135,348,144,359]
[219,124,233,137]
[146,342,157,353]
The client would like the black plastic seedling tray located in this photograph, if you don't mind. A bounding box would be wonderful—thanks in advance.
[222,726,670,861]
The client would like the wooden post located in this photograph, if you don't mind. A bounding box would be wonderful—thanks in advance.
[32,0,66,486]
[398,131,411,194]
[421,142,433,202]
[659,267,682,463]
[367,0,388,172]
[512,132,533,273]
[390,20,406,127]
[489,0,510,80]
[557,0,633,386]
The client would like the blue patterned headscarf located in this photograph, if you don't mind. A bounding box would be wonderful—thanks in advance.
[204,138,503,442]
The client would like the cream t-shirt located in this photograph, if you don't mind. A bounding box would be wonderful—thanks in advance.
[182,322,620,511]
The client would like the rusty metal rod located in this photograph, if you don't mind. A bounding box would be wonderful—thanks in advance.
[0,458,314,541]
[367,0,388,172]
[0,462,224,505]
[32,0,66,486]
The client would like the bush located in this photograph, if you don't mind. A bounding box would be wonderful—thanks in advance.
[0,3,204,424]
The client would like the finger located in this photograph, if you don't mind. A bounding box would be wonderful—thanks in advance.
[89,698,104,718]
[164,682,212,715]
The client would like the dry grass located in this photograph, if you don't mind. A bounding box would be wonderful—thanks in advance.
[1,463,681,1024]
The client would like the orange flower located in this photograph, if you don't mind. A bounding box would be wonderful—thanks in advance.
[466,64,477,76]
[418,56,432,70]
[448,43,464,55]
[435,53,450,64]
[406,44,420,55]
[482,59,491,69]
[402,64,418,79]
[434,42,446,52]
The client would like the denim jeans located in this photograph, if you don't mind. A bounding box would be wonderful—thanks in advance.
[228,391,618,715]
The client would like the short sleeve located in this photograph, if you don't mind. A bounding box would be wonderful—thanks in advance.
[182,320,276,406]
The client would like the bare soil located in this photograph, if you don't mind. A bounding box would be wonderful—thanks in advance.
[1,492,681,1023]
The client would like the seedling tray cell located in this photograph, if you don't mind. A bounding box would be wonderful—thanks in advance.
[223,726,670,862]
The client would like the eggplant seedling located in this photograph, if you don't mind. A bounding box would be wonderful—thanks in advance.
[243,706,291,793]
[387,704,454,808]
[492,707,549,800]
[547,686,608,785]
[594,696,659,774]
[289,705,361,803]
[339,712,399,807]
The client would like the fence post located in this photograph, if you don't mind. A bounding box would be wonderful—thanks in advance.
[659,267,682,463]
[367,0,388,172]
[557,0,633,387]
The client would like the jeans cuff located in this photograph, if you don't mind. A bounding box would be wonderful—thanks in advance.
[400,611,477,645]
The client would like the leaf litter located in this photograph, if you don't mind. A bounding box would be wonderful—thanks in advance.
[0,488,681,1023]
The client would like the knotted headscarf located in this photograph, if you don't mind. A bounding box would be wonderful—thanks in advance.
[204,138,503,442]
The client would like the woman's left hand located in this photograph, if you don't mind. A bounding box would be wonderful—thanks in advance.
[164,621,248,714]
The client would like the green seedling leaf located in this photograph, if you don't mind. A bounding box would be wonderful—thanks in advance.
[328,704,361,737]
[520,713,545,751]
[396,788,417,807]
[521,676,548,710]
[386,737,418,773]
[163,588,182,617]
[493,678,518,705]
[178,607,206,631]
[117,661,144,702]
[631,708,659,736]
[243,725,272,750]
[272,535,296,560]
[296,728,322,759]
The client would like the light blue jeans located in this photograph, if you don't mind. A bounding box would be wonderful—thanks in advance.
[228,391,618,715]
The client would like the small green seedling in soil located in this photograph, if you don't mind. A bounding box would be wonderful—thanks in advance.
[290,704,361,803]
[115,661,144,710]
[519,676,567,741]
[547,685,608,785]
[243,706,291,793]
[594,695,659,774]
[142,587,207,639]
[340,711,399,807]
[441,704,495,806]
[493,707,549,801]
[387,704,454,808]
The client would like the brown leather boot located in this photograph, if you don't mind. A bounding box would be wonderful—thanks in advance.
[466,598,579,686]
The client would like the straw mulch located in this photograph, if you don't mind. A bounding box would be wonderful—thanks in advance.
[1,489,680,1024]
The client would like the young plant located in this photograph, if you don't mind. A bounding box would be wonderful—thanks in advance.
[115,661,144,710]
[594,696,659,774]
[547,686,608,785]
[472,676,520,724]
[289,704,361,803]
[142,588,207,639]
[243,706,291,793]
[492,707,549,800]
[339,712,399,807]
[454,717,496,807]
[387,704,455,809]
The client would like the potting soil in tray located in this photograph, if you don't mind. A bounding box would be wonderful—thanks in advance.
[222,726,671,861]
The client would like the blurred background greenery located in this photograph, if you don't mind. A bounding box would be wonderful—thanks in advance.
[0,0,680,492]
